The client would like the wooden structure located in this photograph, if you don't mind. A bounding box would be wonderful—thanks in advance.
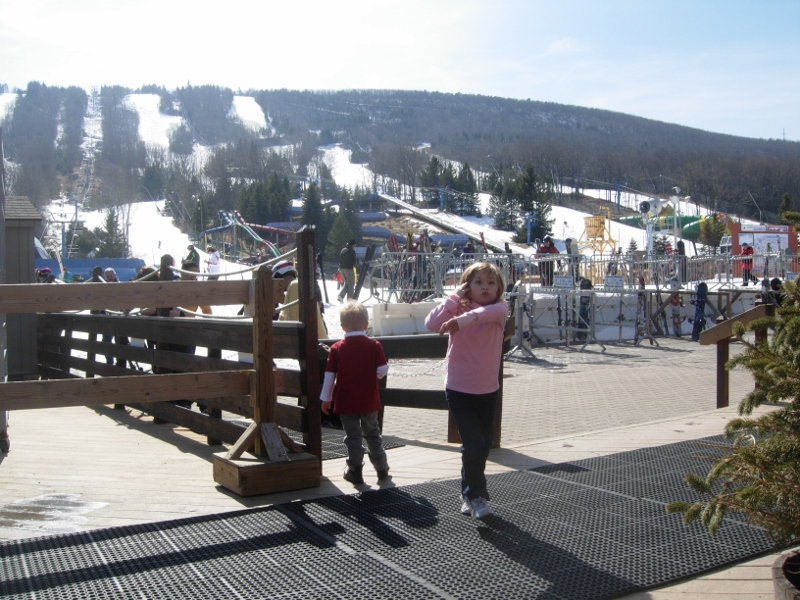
[699,302,773,408]
[0,229,323,497]
[4,196,42,380]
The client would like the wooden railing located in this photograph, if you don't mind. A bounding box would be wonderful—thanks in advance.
[699,302,773,408]
[0,229,324,495]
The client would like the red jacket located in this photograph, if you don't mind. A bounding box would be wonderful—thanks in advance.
[325,334,388,414]
[741,245,754,268]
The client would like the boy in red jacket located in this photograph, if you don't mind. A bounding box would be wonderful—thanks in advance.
[321,302,390,484]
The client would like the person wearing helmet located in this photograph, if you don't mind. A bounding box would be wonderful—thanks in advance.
[536,236,559,286]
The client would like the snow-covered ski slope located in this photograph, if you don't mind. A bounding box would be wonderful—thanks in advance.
[51,91,751,274]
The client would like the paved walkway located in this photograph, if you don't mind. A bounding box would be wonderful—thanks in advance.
[0,336,783,598]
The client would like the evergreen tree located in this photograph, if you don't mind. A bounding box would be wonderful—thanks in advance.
[421,156,442,188]
[327,212,357,257]
[97,208,128,258]
[69,221,101,258]
[508,164,553,242]
[440,162,457,190]
[668,223,800,545]
[301,182,324,228]
[653,234,670,255]
[169,124,194,155]
[301,182,333,253]
[626,238,639,255]
[778,193,793,223]
[699,213,727,252]
[339,198,362,242]
[516,164,540,213]
[489,176,516,232]
[456,162,478,195]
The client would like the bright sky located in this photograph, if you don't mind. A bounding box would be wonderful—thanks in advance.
[1,0,798,141]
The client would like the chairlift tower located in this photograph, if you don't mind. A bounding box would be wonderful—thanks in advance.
[576,207,619,284]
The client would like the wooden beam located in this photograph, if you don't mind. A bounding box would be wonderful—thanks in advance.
[699,304,771,345]
[260,423,289,462]
[0,370,251,411]
[0,280,250,314]
[380,388,448,410]
[226,422,260,460]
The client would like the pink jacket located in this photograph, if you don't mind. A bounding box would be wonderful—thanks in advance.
[425,295,509,394]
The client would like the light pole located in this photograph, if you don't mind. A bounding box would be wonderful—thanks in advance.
[747,190,763,223]
[195,196,205,246]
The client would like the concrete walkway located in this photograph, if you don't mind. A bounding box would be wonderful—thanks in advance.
[0,336,784,598]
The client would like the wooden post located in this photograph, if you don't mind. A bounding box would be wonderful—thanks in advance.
[716,339,729,408]
[206,347,222,446]
[296,227,322,460]
[251,265,275,456]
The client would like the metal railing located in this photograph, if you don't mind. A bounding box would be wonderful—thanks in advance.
[364,251,799,302]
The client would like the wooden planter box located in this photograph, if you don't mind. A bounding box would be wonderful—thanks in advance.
[773,550,800,600]
[213,452,320,497]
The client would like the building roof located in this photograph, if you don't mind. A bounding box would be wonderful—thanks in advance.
[4,196,43,222]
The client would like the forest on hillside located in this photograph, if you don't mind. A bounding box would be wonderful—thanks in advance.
[2,82,799,251]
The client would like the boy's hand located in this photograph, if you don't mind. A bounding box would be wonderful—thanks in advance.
[321,400,333,415]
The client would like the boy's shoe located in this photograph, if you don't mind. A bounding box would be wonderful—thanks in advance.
[377,468,391,481]
[469,497,492,519]
[343,466,364,484]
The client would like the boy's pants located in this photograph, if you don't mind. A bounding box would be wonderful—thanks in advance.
[339,411,388,471]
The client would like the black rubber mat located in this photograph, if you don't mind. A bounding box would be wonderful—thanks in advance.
[231,421,405,461]
[292,429,405,461]
[0,436,773,600]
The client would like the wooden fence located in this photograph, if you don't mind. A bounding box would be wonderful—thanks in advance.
[1,227,511,493]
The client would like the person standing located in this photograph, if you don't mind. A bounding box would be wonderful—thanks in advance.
[741,242,757,286]
[676,239,687,283]
[337,239,357,302]
[536,236,559,287]
[205,245,221,280]
[424,261,509,519]
[185,244,200,266]
[103,267,128,366]
[320,301,390,484]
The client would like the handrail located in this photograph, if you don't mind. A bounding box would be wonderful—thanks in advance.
[696,302,774,408]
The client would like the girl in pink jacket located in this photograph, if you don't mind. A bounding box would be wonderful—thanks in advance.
[425,261,508,519]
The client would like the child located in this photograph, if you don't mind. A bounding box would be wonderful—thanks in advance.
[321,301,390,484]
[425,261,508,519]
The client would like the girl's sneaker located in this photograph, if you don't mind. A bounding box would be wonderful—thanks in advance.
[460,496,472,516]
[469,497,491,519]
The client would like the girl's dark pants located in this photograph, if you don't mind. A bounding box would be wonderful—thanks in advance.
[446,388,497,501]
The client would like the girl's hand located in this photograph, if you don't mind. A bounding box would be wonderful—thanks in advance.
[438,318,459,335]
[456,282,470,299]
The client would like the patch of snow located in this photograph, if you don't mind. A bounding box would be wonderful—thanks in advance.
[0,92,16,121]
[122,93,183,150]
[230,96,268,133]
[321,145,372,190]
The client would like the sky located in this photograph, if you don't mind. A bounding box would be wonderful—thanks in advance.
[2,0,798,141]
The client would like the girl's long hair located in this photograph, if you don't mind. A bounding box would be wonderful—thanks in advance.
[459,262,506,305]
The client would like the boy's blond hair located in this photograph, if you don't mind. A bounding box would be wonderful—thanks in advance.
[339,301,369,331]
[459,261,507,304]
